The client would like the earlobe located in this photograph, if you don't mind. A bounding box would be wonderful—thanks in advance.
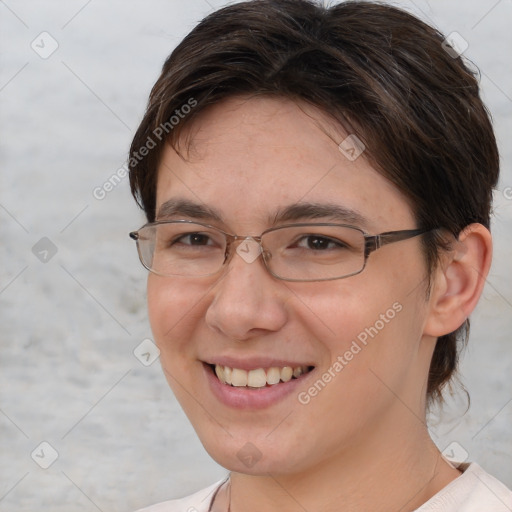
[423,224,493,337]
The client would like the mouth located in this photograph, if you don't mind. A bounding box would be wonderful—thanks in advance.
[207,363,315,389]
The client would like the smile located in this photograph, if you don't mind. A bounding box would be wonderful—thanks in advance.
[211,364,314,388]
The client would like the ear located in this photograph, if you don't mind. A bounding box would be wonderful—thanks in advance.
[423,223,493,337]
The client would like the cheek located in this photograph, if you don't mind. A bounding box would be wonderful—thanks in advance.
[292,288,425,439]
[146,276,211,414]
[147,275,205,354]
[292,276,404,350]
[297,264,427,382]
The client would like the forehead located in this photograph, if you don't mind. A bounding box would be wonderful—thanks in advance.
[155,96,414,232]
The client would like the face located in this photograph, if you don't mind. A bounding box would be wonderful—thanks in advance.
[147,96,434,476]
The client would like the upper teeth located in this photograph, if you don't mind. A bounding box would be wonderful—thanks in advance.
[214,364,309,388]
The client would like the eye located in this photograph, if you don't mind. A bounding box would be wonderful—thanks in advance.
[294,234,347,251]
[174,232,214,246]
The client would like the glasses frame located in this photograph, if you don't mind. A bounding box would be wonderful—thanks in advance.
[129,219,431,282]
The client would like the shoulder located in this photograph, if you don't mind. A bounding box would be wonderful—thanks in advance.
[134,479,226,512]
[416,462,512,511]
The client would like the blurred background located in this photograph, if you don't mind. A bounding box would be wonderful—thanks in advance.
[1,1,511,510]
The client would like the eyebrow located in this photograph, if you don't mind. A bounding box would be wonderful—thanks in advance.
[156,198,369,229]
[270,202,368,228]
[157,198,223,222]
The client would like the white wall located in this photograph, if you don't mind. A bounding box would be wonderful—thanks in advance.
[1,1,511,510]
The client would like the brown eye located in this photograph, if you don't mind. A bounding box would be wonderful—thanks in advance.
[294,235,347,251]
[174,233,213,246]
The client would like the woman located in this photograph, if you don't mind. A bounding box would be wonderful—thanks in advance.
[128,1,512,510]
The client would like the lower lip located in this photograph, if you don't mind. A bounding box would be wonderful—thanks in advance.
[203,363,313,410]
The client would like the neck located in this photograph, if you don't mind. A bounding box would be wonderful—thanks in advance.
[227,411,461,512]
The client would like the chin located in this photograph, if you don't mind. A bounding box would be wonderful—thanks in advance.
[196,427,312,476]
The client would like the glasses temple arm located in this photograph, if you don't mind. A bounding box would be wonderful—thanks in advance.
[364,228,430,256]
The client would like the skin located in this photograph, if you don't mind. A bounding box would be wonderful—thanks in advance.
[146,96,492,511]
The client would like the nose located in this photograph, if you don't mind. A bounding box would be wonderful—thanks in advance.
[205,238,288,341]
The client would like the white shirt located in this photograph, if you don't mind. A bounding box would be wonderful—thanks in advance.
[135,463,512,512]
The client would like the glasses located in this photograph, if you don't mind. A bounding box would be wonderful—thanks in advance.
[129,220,429,282]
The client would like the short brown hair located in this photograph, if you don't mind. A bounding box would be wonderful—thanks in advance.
[128,0,499,404]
